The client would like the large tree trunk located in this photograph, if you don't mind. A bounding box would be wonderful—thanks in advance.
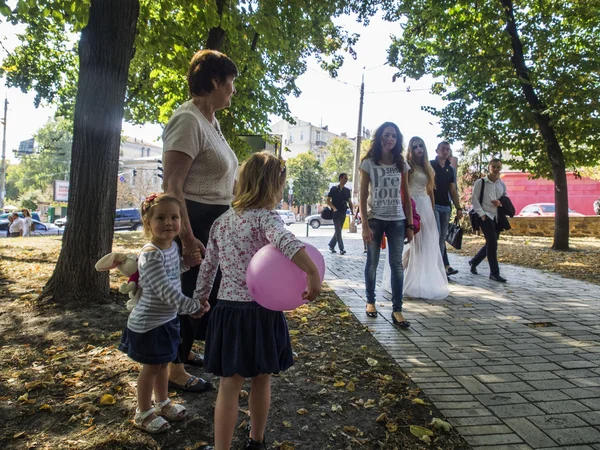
[40,0,140,305]
[501,0,569,250]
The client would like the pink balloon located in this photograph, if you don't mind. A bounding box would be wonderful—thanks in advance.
[246,242,325,311]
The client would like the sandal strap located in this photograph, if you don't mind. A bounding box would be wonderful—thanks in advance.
[143,415,170,433]
[155,398,171,410]
[183,376,197,389]
[136,406,158,422]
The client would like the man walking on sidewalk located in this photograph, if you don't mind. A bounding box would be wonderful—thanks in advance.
[431,141,463,277]
[327,173,353,255]
[469,159,508,282]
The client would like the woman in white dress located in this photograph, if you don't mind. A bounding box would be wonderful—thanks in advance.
[383,137,449,300]
[21,209,33,237]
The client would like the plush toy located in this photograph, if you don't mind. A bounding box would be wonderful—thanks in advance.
[95,252,141,311]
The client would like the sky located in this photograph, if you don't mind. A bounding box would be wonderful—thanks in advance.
[0,11,447,163]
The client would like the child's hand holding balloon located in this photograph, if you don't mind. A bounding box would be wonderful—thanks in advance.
[303,271,321,301]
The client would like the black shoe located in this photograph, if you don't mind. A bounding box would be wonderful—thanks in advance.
[489,274,507,283]
[245,437,267,450]
[446,267,459,276]
[329,246,336,253]
[391,313,410,329]
[340,250,346,255]
[468,260,478,275]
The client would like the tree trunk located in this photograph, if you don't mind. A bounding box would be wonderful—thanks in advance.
[500,0,569,250]
[40,0,140,305]
[206,0,227,50]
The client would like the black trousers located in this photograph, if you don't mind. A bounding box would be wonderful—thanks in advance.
[174,200,229,364]
[471,217,501,276]
[328,212,346,251]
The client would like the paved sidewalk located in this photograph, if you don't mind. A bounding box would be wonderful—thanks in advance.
[302,230,600,450]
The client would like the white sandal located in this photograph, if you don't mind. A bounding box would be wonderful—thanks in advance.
[134,407,170,434]
[155,398,187,422]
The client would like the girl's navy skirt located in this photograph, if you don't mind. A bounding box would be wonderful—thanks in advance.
[118,317,180,365]
[204,300,293,378]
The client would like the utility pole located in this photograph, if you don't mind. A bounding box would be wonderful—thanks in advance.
[0,96,7,210]
[349,73,364,233]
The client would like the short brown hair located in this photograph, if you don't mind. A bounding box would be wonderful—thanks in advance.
[233,152,285,212]
[187,49,238,97]
[140,193,182,238]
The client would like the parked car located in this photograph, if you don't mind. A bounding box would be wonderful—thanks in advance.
[115,208,143,231]
[518,203,584,217]
[305,214,333,229]
[0,219,64,237]
[0,211,41,222]
[54,216,67,228]
[276,209,296,225]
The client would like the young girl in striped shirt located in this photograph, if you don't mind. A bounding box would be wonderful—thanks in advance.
[118,193,209,434]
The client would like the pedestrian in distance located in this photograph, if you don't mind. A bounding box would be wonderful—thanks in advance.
[359,122,414,328]
[21,209,33,237]
[117,193,209,435]
[469,159,508,282]
[194,152,321,450]
[326,173,354,255]
[8,212,23,237]
[162,49,239,393]
[430,141,463,278]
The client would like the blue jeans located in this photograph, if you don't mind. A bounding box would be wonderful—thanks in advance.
[365,219,406,312]
[434,205,451,267]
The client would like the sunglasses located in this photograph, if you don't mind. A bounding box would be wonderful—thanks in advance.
[412,143,425,150]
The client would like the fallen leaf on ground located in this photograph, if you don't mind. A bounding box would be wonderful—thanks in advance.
[297,408,308,415]
[430,417,452,432]
[410,425,434,439]
[366,357,378,367]
[99,394,116,405]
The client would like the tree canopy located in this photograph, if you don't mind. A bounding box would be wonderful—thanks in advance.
[1,0,382,154]
[323,137,355,182]
[386,0,600,249]
[285,152,328,207]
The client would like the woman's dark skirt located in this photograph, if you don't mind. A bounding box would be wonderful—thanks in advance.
[118,317,180,365]
[204,300,294,378]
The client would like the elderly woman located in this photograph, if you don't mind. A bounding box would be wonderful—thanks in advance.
[162,49,239,392]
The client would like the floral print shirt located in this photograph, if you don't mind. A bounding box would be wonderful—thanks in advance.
[194,208,305,302]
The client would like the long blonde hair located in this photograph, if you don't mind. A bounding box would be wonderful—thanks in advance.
[233,151,286,211]
[406,136,435,194]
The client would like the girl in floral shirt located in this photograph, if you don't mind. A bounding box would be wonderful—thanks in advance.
[194,151,321,450]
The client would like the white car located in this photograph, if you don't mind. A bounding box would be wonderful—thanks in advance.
[0,219,64,237]
[276,210,296,225]
[54,216,67,227]
[304,214,334,229]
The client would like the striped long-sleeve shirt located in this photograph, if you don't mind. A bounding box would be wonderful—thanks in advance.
[127,242,200,333]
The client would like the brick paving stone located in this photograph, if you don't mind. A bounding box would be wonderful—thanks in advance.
[581,399,600,410]
[536,400,591,414]
[572,377,600,388]
[516,372,561,381]
[546,427,600,446]
[476,393,528,406]
[529,414,589,430]
[472,446,533,450]
[456,424,514,435]
[488,381,536,393]
[521,390,571,402]
[562,388,600,400]
[467,434,525,446]
[489,403,545,418]
[439,408,494,418]
[504,418,557,448]
[476,373,521,383]
[455,375,493,394]
[528,379,578,390]
[519,363,564,371]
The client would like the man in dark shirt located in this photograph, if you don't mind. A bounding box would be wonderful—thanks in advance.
[431,142,463,276]
[326,173,354,255]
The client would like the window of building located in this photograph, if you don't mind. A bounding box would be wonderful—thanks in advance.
[290,134,294,143]
[140,146,145,157]
[300,131,304,141]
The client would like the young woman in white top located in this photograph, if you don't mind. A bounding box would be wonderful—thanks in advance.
[382,137,449,299]
[195,151,321,450]
[359,122,414,328]
[21,209,32,237]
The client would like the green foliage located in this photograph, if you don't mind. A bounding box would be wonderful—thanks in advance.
[323,137,355,182]
[285,153,328,207]
[387,0,600,179]
[1,0,379,155]
[18,188,48,211]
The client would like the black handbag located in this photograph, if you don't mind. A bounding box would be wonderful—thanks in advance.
[320,207,333,220]
[468,178,485,231]
[446,217,463,250]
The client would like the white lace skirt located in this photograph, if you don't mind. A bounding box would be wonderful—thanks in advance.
[382,194,449,300]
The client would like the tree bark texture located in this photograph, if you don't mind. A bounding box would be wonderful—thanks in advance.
[206,0,226,50]
[500,0,570,250]
[41,0,140,304]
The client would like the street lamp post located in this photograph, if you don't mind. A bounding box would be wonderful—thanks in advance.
[349,73,365,233]
[288,179,294,211]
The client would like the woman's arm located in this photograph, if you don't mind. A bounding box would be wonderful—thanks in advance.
[162,151,204,257]
[359,168,372,243]
[401,173,414,243]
